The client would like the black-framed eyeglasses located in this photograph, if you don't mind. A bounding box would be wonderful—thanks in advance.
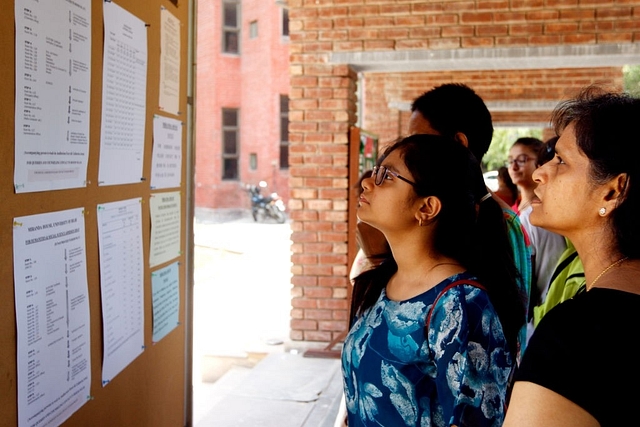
[505,154,535,168]
[371,165,417,187]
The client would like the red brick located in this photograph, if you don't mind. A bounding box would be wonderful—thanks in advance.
[333,310,350,321]
[291,231,318,242]
[428,38,462,49]
[597,33,633,42]
[304,265,334,276]
[291,298,318,309]
[545,0,579,7]
[477,24,509,36]
[305,309,334,320]
[291,275,318,287]
[363,16,395,27]
[318,188,348,199]
[319,276,350,288]
[304,286,331,300]
[442,26,475,38]
[545,22,579,34]
[304,287,333,299]
[319,254,348,265]
[597,7,633,19]
[563,34,597,44]
[292,253,318,264]
[478,1,510,10]
[462,37,496,47]
[319,320,347,331]
[510,0,544,9]
[460,12,493,24]
[291,319,318,330]
[318,298,350,310]
[304,331,333,341]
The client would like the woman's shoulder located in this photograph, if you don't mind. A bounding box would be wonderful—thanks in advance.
[535,288,640,336]
[429,272,492,312]
[434,272,485,295]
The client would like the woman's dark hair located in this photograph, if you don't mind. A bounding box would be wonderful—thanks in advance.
[551,86,640,258]
[538,136,558,167]
[350,134,525,356]
[511,137,544,162]
[498,166,518,201]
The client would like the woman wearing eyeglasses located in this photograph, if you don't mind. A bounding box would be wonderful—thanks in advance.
[507,138,566,343]
[342,134,526,427]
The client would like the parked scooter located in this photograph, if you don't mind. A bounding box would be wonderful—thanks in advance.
[245,181,286,223]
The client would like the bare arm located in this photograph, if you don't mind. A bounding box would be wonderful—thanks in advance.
[503,381,600,427]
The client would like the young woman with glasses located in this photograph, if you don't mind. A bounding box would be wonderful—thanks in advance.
[342,134,526,427]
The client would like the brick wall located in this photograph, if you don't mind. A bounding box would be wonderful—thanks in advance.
[363,67,624,146]
[287,0,639,342]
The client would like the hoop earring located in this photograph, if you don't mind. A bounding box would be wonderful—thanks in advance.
[599,207,606,216]
[418,219,423,227]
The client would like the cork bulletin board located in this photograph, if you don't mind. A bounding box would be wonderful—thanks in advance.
[0,0,194,425]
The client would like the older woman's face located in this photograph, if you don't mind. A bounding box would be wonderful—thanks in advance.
[529,123,600,237]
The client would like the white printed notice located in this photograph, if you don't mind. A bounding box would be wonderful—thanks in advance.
[151,262,180,343]
[149,191,181,267]
[99,2,148,186]
[97,198,144,385]
[151,115,182,189]
[14,0,91,193]
[13,208,91,427]
[159,7,181,115]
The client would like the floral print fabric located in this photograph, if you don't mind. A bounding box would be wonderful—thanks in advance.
[342,273,513,427]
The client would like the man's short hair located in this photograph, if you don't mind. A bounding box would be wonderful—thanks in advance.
[411,83,494,162]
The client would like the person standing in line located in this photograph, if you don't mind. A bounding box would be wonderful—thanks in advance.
[357,83,532,361]
[531,136,586,327]
[494,166,519,207]
[507,137,566,341]
[504,87,640,427]
[343,134,525,427]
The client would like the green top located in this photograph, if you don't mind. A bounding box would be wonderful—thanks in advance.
[533,238,585,327]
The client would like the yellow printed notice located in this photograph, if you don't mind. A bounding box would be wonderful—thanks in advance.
[149,191,181,268]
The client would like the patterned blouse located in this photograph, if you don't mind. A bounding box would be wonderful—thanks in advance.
[342,272,513,427]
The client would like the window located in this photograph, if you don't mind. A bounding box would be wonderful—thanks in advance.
[222,109,239,180]
[279,95,289,169]
[223,0,240,54]
[249,20,258,39]
[282,8,289,38]
[250,153,257,170]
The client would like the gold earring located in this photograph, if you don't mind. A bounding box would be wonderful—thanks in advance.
[599,207,606,216]
[418,219,423,227]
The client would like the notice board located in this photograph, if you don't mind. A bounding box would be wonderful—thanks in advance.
[0,0,194,426]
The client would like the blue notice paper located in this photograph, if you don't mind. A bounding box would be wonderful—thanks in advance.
[151,262,180,343]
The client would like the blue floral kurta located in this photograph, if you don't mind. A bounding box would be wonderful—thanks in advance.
[342,272,513,427]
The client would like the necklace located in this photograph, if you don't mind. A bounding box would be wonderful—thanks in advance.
[588,256,628,291]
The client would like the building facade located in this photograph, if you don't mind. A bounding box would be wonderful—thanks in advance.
[195,0,291,209]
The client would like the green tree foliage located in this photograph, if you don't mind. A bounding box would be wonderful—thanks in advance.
[623,65,640,96]
[482,127,542,172]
